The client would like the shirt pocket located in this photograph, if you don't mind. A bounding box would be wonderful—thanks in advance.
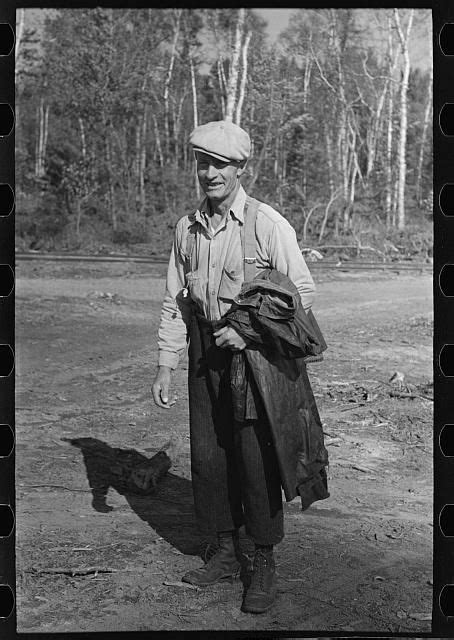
[218,267,242,303]
[185,270,205,307]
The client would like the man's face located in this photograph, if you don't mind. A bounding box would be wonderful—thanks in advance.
[195,152,245,204]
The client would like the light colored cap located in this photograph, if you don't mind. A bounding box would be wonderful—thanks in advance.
[189,120,251,162]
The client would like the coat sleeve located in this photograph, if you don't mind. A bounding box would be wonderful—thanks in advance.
[157,219,193,369]
[267,220,316,310]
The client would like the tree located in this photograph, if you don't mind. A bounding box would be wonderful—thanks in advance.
[393,8,414,230]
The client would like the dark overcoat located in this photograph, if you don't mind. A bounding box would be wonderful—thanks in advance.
[225,268,329,509]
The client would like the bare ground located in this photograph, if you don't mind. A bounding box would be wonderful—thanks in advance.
[15,261,433,633]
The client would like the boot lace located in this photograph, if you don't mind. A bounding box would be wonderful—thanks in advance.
[252,549,269,590]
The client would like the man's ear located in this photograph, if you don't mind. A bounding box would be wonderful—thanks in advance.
[237,159,248,177]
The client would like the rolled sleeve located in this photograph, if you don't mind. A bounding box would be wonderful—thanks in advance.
[268,220,316,310]
[157,221,193,369]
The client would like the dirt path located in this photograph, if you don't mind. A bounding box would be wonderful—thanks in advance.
[15,264,433,633]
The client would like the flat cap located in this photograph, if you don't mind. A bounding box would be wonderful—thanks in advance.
[189,120,251,162]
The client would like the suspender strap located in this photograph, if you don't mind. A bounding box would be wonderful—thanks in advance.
[241,196,260,282]
[185,223,197,272]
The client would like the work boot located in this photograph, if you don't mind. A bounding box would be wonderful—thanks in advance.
[241,547,277,614]
[182,531,240,586]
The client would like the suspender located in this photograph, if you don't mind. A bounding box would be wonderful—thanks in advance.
[184,223,197,274]
[241,196,260,282]
[185,195,260,283]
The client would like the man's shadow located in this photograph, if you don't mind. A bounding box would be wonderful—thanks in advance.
[65,436,201,556]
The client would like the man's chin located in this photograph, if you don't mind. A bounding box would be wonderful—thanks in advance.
[205,190,225,202]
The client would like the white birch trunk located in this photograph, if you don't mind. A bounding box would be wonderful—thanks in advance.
[217,59,226,118]
[34,105,39,177]
[234,30,251,126]
[385,87,394,227]
[415,68,432,205]
[394,8,414,230]
[35,99,48,178]
[190,56,200,199]
[163,9,181,160]
[325,125,335,199]
[42,103,49,174]
[225,8,245,122]
[384,15,395,227]
[15,8,25,77]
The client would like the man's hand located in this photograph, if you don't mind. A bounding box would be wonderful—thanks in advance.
[152,366,177,409]
[213,326,247,351]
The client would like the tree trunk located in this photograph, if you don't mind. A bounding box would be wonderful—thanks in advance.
[163,9,181,161]
[78,116,89,196]
[301,52,313,200]
[190,57,198,130]
[217,59,226,118]
[319,187,341,243]
[105,136,117,231]
[35,98,48,178]
[234,29,251,126]
[324,125,335,199]
[43,104,49,173]
[344,119,358,233]
[394,8,414,231]
[152,113,164,168]
[189,56,200,199]
[75,200,82,239]
[384,16,395,228]
[139,109,147,215]
[415,68,432,205]
[34,106,39,178]
[173,86,188,170]
[225,8,245,122]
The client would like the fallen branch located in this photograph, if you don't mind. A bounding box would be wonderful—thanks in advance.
[30,566,118,577]
[339,403,366,412]
[389,390,433,401]
[19,484,91,493]
[351,464,375,474]
[163,580,201,591]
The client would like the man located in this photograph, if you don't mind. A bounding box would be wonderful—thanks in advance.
[152,120,326,614]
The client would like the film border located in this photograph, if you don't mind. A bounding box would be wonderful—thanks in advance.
[2,0,450,638]
[433,0,454,635]
[0,1,15,639]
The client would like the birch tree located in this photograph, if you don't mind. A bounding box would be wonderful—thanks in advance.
[415,67,432,206]
[234,29,251,126]
[393,8,414,230]
[225,9,245,121]
[163,9,182,161]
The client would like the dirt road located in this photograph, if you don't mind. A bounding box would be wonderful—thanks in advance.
[15,262,433,633]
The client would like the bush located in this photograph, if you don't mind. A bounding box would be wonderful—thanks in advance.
[112,222,150,246]
[16,190,68,250]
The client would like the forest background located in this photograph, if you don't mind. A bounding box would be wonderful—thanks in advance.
[15,8,433,261]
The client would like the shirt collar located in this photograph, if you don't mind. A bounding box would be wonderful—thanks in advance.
[194,185,247,228]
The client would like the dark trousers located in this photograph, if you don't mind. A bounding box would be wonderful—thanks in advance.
[188,314,284,546]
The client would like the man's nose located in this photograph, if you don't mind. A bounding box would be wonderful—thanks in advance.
[206,163,218,179]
